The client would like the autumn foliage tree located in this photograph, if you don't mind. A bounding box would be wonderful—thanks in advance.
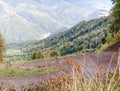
[45,48,50,59]
[0,33,6,63]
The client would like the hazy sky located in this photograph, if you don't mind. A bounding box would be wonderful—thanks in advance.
[65,0,113,10]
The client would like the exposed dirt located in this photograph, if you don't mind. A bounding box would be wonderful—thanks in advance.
[13,59,59,68]
[0,52,118,90]
[104,38,120,52]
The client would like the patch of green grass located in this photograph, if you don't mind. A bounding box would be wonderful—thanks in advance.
[0,67,56,77]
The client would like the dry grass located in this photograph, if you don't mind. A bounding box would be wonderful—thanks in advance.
[0,52,120,91]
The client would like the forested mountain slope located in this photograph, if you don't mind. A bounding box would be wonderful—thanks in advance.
[22,17,110,56]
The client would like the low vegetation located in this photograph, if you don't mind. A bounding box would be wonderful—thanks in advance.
[0,67,55,77]
[0,54,119,91]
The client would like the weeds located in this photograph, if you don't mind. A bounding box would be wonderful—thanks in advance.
[20,53,120,91]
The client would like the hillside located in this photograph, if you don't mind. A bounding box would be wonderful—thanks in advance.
[19,17,110,56]
[104,38,120,52]
[0,0,119,91]
[0,0,112,43]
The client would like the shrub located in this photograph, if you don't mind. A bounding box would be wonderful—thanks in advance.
[106,33,113,43]
[0,33,6,63]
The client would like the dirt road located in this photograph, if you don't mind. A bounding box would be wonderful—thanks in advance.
[0,52,118,90]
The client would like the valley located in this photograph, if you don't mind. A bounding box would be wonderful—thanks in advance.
[0,0,120,91]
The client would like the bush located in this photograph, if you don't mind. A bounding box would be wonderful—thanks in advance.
[115,31,120,40]
[0,33,6,63]
[106,33,113,43]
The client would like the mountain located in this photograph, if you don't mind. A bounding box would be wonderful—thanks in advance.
[0,0,112,43]
[18,17,109,56]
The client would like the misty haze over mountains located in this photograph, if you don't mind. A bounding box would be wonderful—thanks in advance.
[0,0,112,43]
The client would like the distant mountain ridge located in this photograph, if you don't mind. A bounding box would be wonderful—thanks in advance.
[0,0,112,43]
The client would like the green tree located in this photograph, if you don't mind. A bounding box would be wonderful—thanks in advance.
[50,50,60,64]
[36,49,44,59]
[0,33,6,63]
[32,51,37,60]
[110,0,120,36]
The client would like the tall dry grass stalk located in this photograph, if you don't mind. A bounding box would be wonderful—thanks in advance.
[117,48,120,76]
[107,50,120,91]
[106,53,116,85]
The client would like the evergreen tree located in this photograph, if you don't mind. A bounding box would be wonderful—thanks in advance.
[0,33,6,63]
